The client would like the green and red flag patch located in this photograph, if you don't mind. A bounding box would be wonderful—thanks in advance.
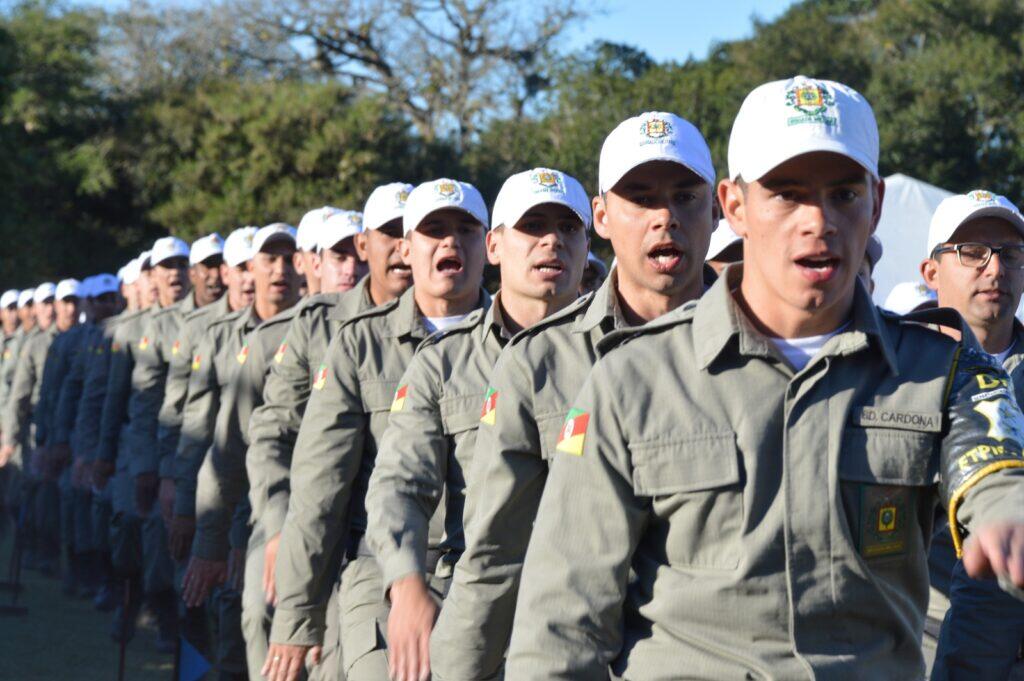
[480,387,498,425]
[555,408,589,456]
[274,342,287,364]
[191,354,202,371]
[171,339,181,356]
[138,336,150,351]
[390,385,409,412]
[236,342,249,365]
[312,363,328,390]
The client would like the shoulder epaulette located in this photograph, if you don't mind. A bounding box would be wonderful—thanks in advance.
[300,292,340,314]
[507,292,593,347]
[340,296,400,330]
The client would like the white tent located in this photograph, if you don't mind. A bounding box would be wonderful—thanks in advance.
[872,173,952,306]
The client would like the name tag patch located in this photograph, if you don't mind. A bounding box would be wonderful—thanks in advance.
[852,407,942,432]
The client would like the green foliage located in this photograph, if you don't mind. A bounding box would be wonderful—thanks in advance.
[3,0,1024,285]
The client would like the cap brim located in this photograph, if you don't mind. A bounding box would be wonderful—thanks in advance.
[500,196,591,232]
[602,156,714,195]
[734,139,878,182]
[255,232,296,252]
[949,206,1024,241]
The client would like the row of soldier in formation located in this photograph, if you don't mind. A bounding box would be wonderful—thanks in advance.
[1,74,1024,681]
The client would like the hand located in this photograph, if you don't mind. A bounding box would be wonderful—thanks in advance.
[134,472,159,515]
[386,574,438,681]
[962,522,1024,587]
[181,556,227,608]
[158,478,175,527]
[227,547,245,591]
[92,460,115,490]
[0,444,13,467]
[262,643,321,681]
[263,533,281,605]
[168,515,196,562]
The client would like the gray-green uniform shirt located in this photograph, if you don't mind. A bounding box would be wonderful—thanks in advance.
[75,315,123,463]
[193,304,296,560]
[271,287,485,646]
[95,310,150,466]
[430,275,633,680]
[366,296,508,594]
[172,305,249,518]
[156,295,229,480]
[127,295,199,478]
[505,269,1024,680]
[0,327,31,430]
[33,323,83,448]
[247,277,374,541]
[2,326,56,450]
[53,323,99,451]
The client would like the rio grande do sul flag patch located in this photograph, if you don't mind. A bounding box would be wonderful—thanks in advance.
[236,343,249,365]
[480,387,497,425]
[556,409,589,456]
[274,342,287,364]
[390,385,409,412]
[312,363,328,391]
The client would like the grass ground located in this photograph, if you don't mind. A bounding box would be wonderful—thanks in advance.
[0,528,172,681]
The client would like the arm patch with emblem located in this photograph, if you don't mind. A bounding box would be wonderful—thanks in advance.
[940,346,1024,555]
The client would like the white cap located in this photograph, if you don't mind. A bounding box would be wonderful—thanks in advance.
[151,236,190,266]
[224,227,258,267]
[297,207,343,251]
[123,258,142,285]
[90,273,120,296]
[252,223,297,254]
[926,190,1024,257]
[189,233,225,266]
[33,282,56,304]
[403,179,489,235]
[17,290,34,308]
[492,168,592,231]
[364,183,413,231]
[56,278,80,301]
[138,250,153,270]
[319,211,364,252]
[599,112,715,193]
[728,76,879,181]
[707,219,742,261]
[116,266,126,282]
[883,281,938,315]
[1,290,18,308]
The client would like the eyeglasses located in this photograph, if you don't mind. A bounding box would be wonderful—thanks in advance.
[931,242,1024,270]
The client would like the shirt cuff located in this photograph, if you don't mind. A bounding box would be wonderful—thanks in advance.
[269,607,326,647]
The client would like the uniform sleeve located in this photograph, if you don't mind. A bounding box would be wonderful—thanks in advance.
[75,337,110,462]
[269,330,367,647]
[32,341,60,448]
[939,346,1024,557]
[173,331,219,518]
[96,329,132,464]
[2,342,37,448]
[53,332,88,448]
[246,314,310,539]
[157,322,195,479]
[503,363,645,680]
[365,348,445,593]
[194,332,264,560]
[430,349,546,680]
[126,316,168,477]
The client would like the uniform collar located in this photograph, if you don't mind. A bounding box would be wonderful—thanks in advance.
[180,293,198,314]
[695,264,899,374]
[480,291,511,344]
[329,275,375,321]
[388,286,491,340]
[574,270,627,334]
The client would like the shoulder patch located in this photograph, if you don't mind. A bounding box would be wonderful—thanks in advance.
[480,387,498,425]
[236,342,250,365]
[191,354,202,371]
[312,363,328,390]
[390,384,409,412]
[555,409,589,456]
[274,342,287,364]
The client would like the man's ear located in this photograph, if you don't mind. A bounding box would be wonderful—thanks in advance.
[485,227,502,266]
[718,179,747,238]
[292,250,305,275]
[355,233,369,261]
[920,257,940,291]
[592,195,610,240]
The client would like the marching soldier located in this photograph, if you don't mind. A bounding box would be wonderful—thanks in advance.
[430,112,718,680]
[296,208,342,296]
[506,76,1024,680]
[0,289,21,532]
[263,179,490,681]
[365,167,591,681]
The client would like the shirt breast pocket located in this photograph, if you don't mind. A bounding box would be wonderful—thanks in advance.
[630,433,743,570]
[839,422,939,561]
